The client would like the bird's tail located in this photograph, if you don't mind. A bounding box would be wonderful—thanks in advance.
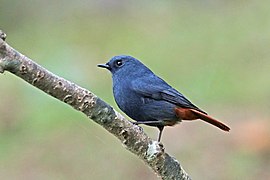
[175,108,230,131]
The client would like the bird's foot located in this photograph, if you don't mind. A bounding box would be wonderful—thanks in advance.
[131,122,144,131]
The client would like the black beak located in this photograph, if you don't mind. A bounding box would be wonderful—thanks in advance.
[97,63,111,70]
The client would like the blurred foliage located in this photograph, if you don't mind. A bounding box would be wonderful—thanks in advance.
[0,0,270,179]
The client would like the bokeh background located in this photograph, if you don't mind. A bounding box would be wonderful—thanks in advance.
[1,1,270,179]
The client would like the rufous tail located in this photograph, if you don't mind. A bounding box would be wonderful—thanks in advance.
[175,108,230,131]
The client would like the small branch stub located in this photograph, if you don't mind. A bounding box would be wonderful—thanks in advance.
[0,30,6,41]
[0,30,7,73]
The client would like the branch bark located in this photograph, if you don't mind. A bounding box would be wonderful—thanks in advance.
[0,30,191,180]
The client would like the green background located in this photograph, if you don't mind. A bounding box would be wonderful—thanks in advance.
[0,1,270,179]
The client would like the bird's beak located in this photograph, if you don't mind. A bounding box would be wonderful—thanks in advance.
[97,63,111,70]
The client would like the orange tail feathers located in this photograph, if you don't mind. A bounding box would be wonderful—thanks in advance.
[175,108,230,131]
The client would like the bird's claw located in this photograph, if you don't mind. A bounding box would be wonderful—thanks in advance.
[131,122,143,131]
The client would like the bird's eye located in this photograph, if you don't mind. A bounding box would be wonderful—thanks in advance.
[115,60,123,67]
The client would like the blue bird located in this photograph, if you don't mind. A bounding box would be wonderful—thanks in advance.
[98,55,230,141]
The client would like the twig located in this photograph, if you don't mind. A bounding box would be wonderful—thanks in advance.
[0,30,191,180]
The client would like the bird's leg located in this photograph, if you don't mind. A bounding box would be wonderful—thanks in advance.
[133,120,164,126]
[133,121,165,141]
[157,126,164,142]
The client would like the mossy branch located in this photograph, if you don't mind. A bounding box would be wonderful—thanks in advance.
[0,30,191,180]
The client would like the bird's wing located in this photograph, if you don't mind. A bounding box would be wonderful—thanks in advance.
[131,76,207,114]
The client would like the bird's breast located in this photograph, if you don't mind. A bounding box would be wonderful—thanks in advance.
[113,83,143,119]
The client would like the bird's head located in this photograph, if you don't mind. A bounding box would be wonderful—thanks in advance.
[98,55,145,75]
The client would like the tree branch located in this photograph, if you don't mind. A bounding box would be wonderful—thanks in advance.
[0,30,191,180]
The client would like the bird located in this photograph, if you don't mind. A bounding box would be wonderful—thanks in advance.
[98,55,230,141]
